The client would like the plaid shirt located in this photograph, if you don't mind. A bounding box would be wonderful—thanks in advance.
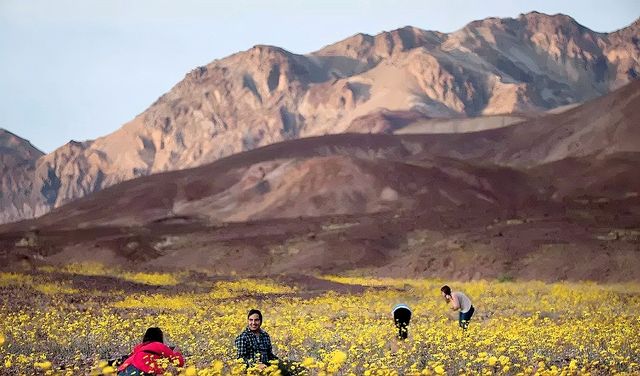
[234,327,278,366]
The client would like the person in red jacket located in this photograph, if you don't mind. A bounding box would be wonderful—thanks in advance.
[118,327,184,375]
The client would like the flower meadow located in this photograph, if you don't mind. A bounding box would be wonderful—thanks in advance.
[0,265,639,375]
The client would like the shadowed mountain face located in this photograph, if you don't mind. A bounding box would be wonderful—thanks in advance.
[397,79,640,167]
[0,130,44,223]
[2,12,639,224]
[2,82,639,281]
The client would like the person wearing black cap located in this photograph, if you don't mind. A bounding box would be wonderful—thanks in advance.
[392,304,412,339]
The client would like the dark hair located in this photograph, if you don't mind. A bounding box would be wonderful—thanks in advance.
[441,285,452,295]
[142,327,164,343]
[248,309,263,321]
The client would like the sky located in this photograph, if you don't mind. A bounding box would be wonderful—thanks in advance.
[1,0,638,153]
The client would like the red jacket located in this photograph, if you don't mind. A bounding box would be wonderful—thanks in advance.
[118,341,184,374]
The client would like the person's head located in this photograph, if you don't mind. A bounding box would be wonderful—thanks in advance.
[440,285,452,300]
[247,309,263,332]
[142,327,164,343]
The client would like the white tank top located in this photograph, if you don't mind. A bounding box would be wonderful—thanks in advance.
[453,291,472,313]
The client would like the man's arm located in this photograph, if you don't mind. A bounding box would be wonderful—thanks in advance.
[449,294,460,311]
[235,334,253,365]
[266,334,278,361]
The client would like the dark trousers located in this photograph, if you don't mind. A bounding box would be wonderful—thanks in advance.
[459,305,475,329]
[118,365,152,376]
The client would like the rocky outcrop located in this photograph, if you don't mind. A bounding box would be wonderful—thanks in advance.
[0,129,44,223]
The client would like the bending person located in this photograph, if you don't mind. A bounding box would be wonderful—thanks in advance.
[117,327,184,375]
[392,304,412,339]
[441,285,475,329]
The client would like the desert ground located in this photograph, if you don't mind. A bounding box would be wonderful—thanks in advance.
[0,267,638,375]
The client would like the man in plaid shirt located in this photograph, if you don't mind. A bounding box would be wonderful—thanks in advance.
[234,309,278,369]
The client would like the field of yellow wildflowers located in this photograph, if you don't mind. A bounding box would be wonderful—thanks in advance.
[0,264,639,375]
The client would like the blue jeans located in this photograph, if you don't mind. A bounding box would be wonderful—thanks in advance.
[459,305,475,329]
[118,365,152,376]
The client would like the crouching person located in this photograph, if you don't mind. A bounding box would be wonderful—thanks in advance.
[235,309,303,375]
[118,327,184,375]
[235,309,278,370]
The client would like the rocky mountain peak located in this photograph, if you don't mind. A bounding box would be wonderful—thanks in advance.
[610,16,640,39]
[314,32,376,57]
[249,44,292,57]
[518,11,585,31]
[374,26,443,55]
[0,128,44,161]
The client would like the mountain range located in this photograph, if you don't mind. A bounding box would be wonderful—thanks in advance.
[1,11,639,224]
